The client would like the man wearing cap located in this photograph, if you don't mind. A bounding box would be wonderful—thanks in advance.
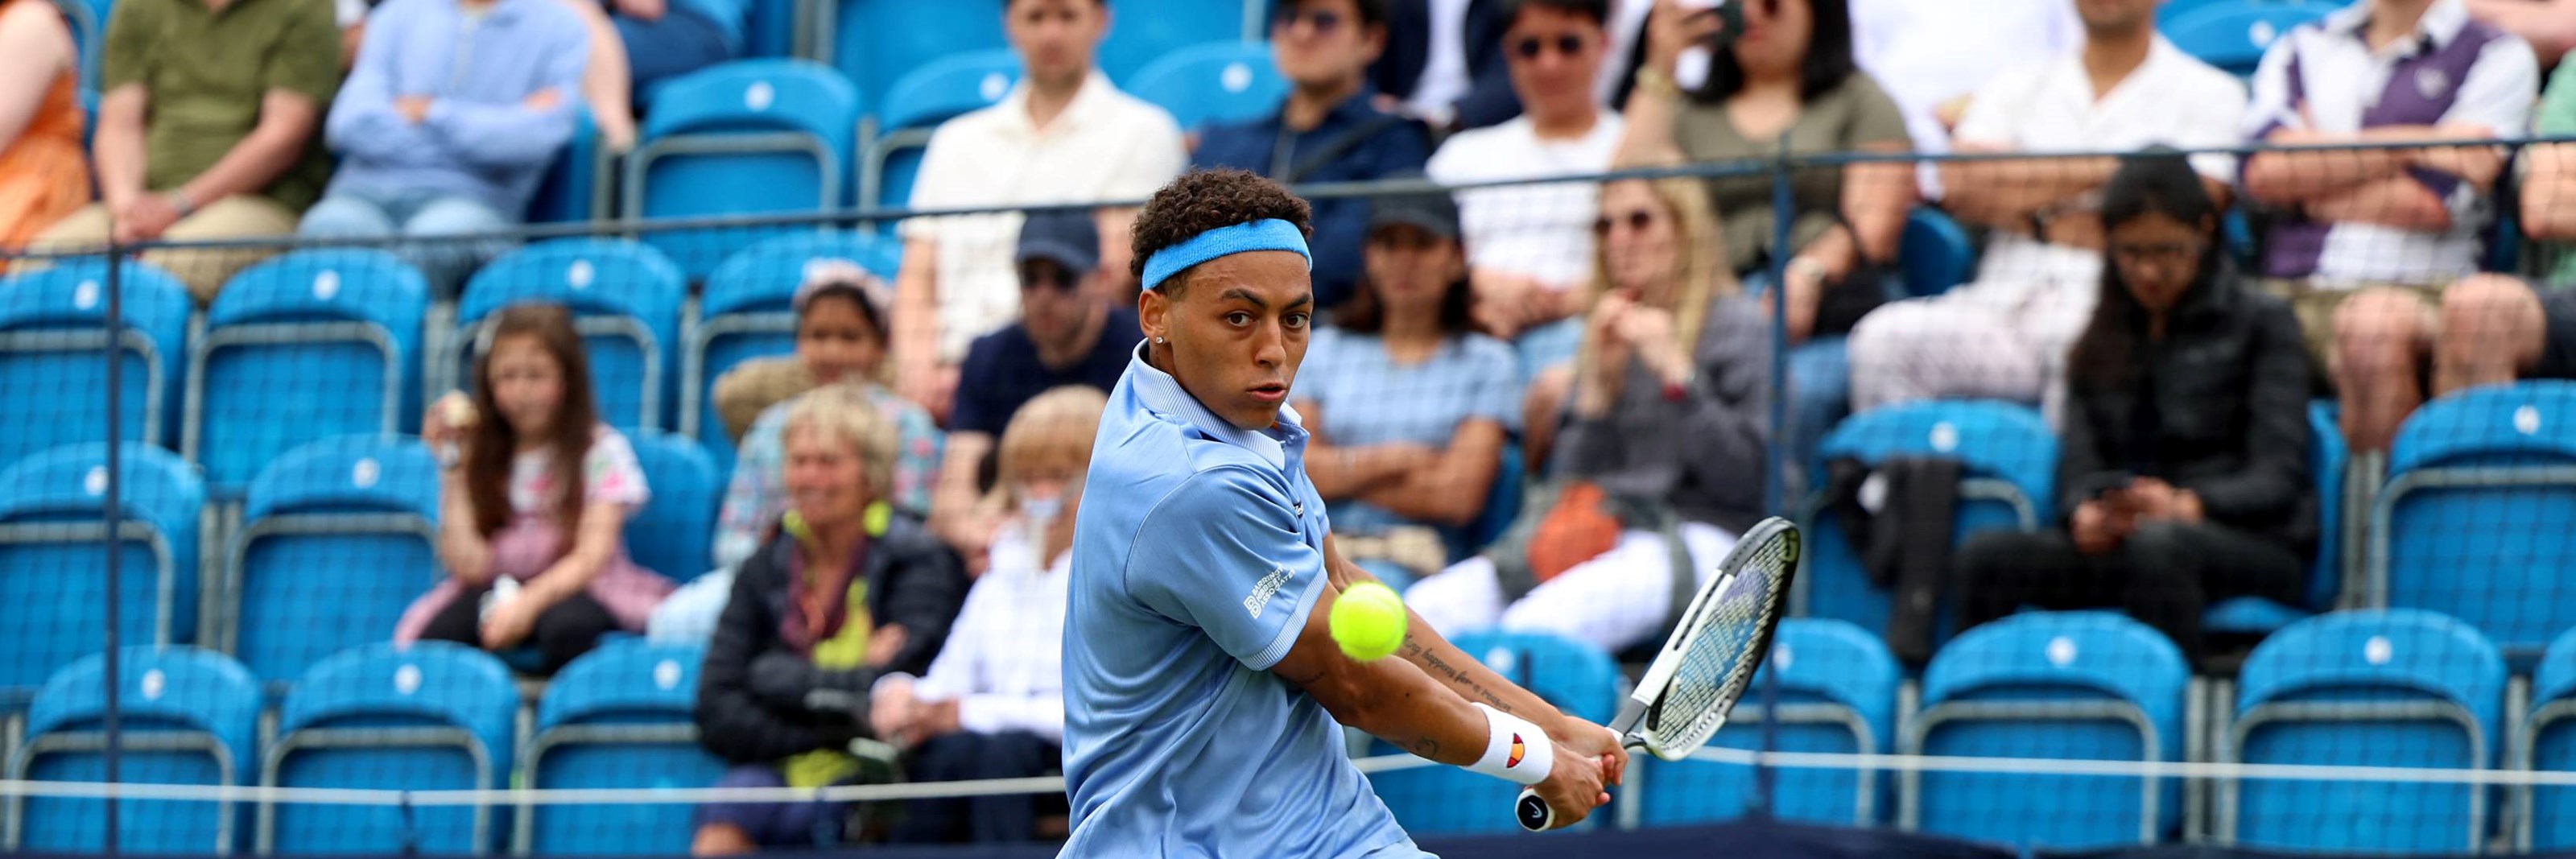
[931,209,1143,568]
[1061,168,1617,856]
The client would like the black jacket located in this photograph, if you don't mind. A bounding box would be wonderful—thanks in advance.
[1370,0,1522,132]
[694,514,966,763]
[2060,266,2318,552]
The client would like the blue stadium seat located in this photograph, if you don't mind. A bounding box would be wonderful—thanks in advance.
[2369,382,2576,662]
[625,60,863,279]
[259,642,518,855]
[1798,401,2057,642]
[0,258,191,464]
[684,230,904,469]
[527,109,606,226]
[2207,399,2344,634]
[825,0,1005,118]
[862,49,1022,218]
[514,638,724,855]
[1125,42,1287,133]
[2220,609,2504,853]
[1639,618,1898,828]
[0,444,204,694]
[184,250,428,498]
[1900,611,2187,850]
[1456,444,1524,561]
[2516,626,2576,849]
[226,436,443,688]
[1370,630,1618,836]
[57,0,107,88]
[1096,2,1251,84]
[624,431,718,582]
[4,646,259,853]
[453,238,688,432]
[2164,1,2339,77]
[1897,208,1977,298]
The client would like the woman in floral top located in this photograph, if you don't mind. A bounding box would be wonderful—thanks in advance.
[402,303,675,673]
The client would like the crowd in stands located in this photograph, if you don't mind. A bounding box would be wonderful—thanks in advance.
[17,0,2576,849]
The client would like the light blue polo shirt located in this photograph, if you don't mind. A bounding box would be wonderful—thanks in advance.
[1060,342,1426,858]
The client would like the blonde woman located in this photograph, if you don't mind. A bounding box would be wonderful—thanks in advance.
[1406,170,1773,654]
[691,385,964,854]
[873,386,1104,844]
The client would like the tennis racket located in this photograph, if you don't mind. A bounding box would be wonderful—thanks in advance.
[1513,515,1801,832]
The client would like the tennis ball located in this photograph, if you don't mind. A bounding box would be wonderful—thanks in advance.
[1331,582,1409,662]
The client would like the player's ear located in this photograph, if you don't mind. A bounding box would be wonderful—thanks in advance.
[1138,284,1171,343]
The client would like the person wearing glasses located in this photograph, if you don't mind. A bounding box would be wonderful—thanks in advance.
[1195,0,1432,312]
[931,209,1143,574]
[1424,0,1624,375]
[1952,155,2315,671]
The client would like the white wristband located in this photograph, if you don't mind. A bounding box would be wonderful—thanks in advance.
[1466,704,1554,787]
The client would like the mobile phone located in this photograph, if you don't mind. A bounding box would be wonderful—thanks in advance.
[1677,0,1747,46]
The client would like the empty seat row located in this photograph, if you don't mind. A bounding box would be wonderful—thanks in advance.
[0,436,716,693]
[5,639,719,856]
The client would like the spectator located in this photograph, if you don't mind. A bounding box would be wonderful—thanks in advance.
[0,0,86,250]
[1847,0,2247,427]
[929,210,1138,572]
[1954,155,2315,670]
[599,0,737,93]
[2519,50,2576,296]
[2430,275,2576,386]
[2465,0,2576,68]
[892,0,1186,420]
[690,384,967,855]
[2238,0,2535,455]
[1371,0,1520,134]
[873,386,1103,845]
[1620,0,1909,479]
[710,266,944,571]
[298,0,589,291]
[556,0,638,151]
[1425,0,1624,374]
[1290,189,1518,592]
[401,304,676,673]
[333,0,375,69]
[1195,0,1432,311]
[1846,0,2079,185]
[1406,171,1769,653]
[19,0,340,303]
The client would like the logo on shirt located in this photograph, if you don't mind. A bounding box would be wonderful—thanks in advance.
[1507,734,1527,769]
[1243,566,1294,619]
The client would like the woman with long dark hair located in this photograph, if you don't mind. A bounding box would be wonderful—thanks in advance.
[1952,155,2314,667]
[404,303,675,672]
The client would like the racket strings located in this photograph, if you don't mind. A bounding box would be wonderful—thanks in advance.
[1645,534,1794,758]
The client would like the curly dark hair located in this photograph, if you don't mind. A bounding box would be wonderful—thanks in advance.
[1129,168,1315,296]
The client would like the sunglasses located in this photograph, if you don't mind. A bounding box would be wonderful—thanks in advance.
[1592,209,1662,236]
[1511,33,1588,60]
[1019,265,1082,293]
[1273,6,1344,33]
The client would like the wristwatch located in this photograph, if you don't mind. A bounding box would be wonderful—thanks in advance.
[166,188,198,218]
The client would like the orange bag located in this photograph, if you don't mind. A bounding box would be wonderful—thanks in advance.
[1527,481,1624,584]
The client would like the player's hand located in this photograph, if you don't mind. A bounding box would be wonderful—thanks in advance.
[1552,720,1629,788]
[1529,742,1611,830]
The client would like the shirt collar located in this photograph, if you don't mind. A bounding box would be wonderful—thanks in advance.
[1000,69,1117,138]
[1122,341,1305,471]
[2326,0,2471,50]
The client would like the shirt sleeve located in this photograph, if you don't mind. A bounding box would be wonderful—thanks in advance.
[263,0,343,110]
[421,15,586,168]
[712,407,786,569]
[1844,73,1913,148]
[2180,72,2254,182]
[97,0,151,93]
[2440,35,2541,137]
[1949,66,2033,147]
[2242,36,2305,140]
[1125,466,1325,672]
[1104,105,1188,201]
[582,428,651,509]
[324,2,447,167]
[2538,58,2576,135]
[899,123,966,242]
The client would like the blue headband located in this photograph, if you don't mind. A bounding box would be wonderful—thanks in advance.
[1139,219,1312,292]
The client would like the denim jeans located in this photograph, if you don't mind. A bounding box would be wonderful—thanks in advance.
[298,188,516,293]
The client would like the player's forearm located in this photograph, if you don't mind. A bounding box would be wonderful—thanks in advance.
[1323,538,1585,741]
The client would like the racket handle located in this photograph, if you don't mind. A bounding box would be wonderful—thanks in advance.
[1514,787,1553,832]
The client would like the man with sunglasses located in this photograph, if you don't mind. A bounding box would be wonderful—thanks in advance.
[1196,0,1433,312]
[933,209,1144,569]
[1426,0,1621,372]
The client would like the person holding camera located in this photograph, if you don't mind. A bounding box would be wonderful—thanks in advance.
[1951,155,2316,668]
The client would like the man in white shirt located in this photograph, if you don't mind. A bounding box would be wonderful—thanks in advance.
[890,0,1187,420]
[1847,0,2248,427]
[2237,0,2535,454]
[1426,0,1622,373]
[1848,0,2083,190]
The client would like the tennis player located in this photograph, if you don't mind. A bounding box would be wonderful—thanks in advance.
[1061,169,1626,857]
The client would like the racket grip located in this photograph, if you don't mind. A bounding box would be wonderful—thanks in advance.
[1514,787,1553,832]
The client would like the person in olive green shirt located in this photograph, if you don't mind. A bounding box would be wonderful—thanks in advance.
[21,0,339,303]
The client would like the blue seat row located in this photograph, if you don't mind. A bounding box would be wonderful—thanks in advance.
[5,639,717,856]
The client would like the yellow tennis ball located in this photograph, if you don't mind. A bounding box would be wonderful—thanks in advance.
[1331,582,1409,662]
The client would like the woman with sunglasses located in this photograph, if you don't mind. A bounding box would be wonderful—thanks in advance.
[1408,159,1772,655]
[1951,155,2314,671]
[1619,0,1911,473]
